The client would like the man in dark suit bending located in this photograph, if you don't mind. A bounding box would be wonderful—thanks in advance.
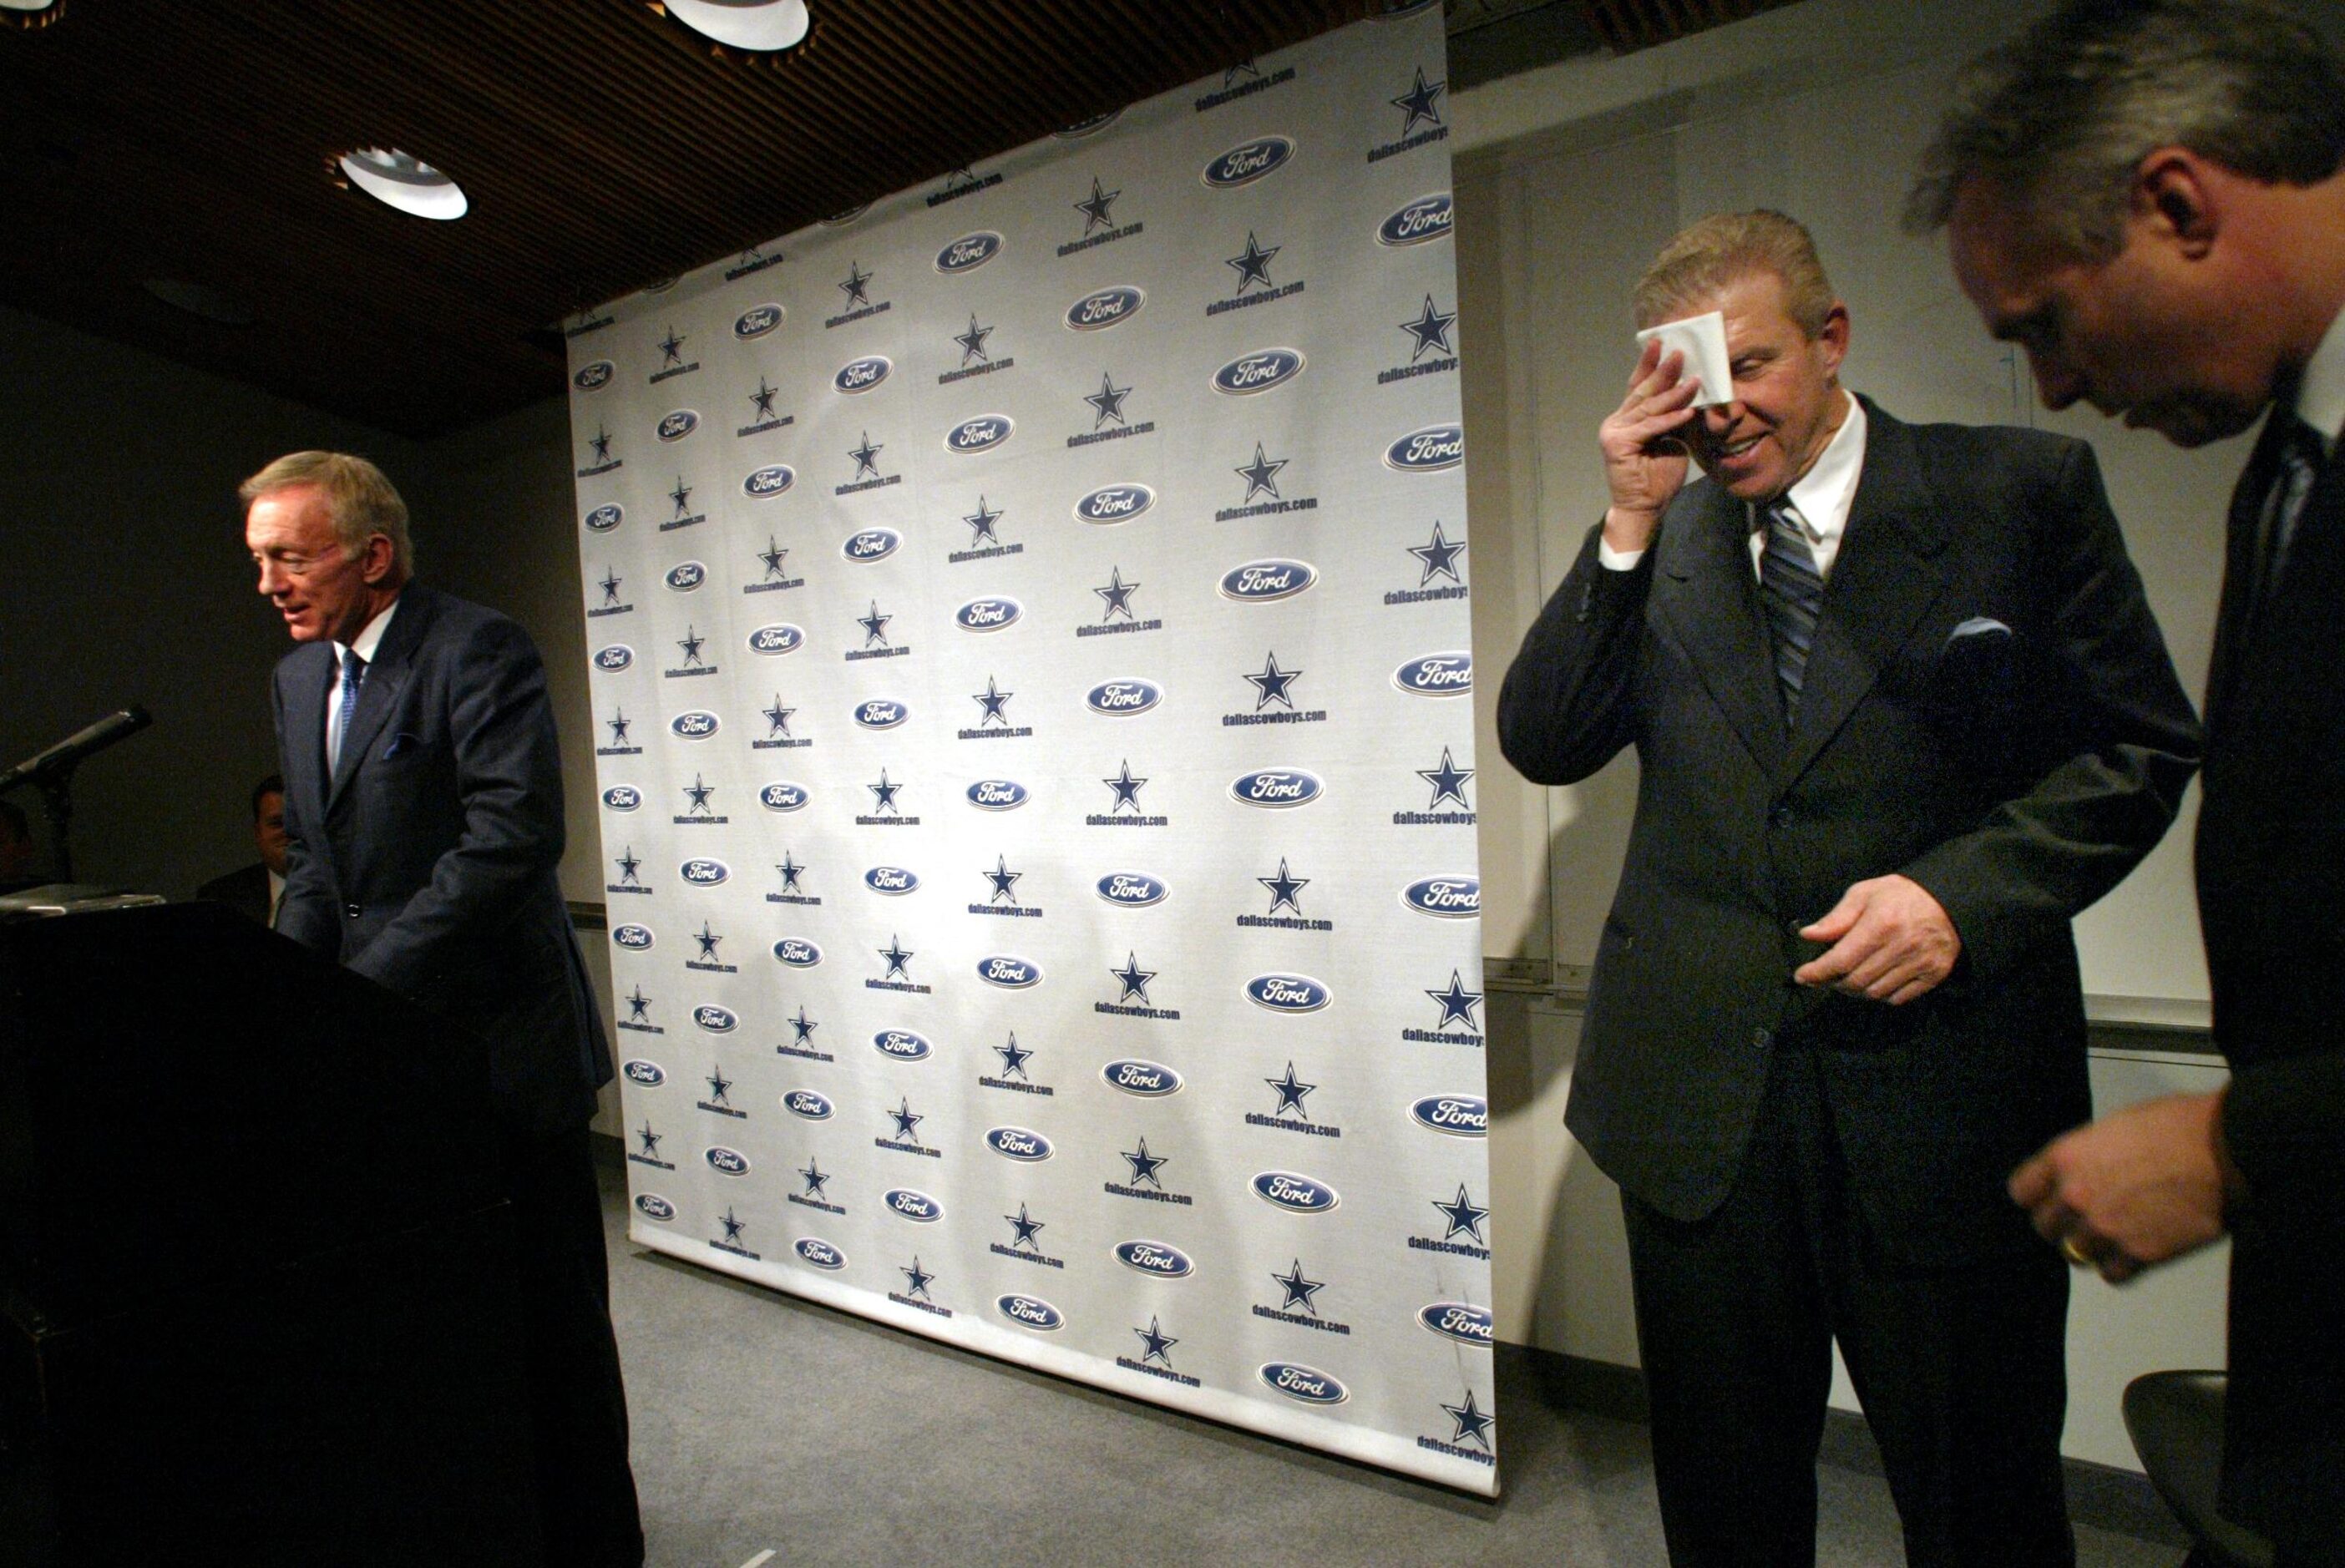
[242,450,641,1566]
[1497,211,2202,1566]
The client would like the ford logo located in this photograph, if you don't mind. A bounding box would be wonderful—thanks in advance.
[1100,1059,1183,1097]
[834,355,892,394]
[955,596,1021,632]
[680,858,729,887]
[1418,1302,1497,1345]
[670,711,719,739]
[734,303,783,339]
[946,415,1014,454]
[602,785,641,812]
[1394,652,1473,697]
[1096,872,1168,908]
[694,1004,737,1033]
[1246,974,1331,1013]
[843,527,902,563]
[977,955,1041,989]
[864,866,919,895]
[886,1188,944,1222]
[1377,191,1454,247]
[573,359,615,392]
[1251,1171,1340,1213]
[1259,1362,1349,1406]
[1211,347,1306,397]
[611,923,654,950]
[794,1237,847,1270]
[1403,875,1481,918]
[853,700,908,730]
[1411,1095,1490,1137]
[1385,424,1466,471]
[664,561,705,591]
[1066,285,1145,331]
[1218,559,1317,602]
[705,1146,750,1176]
[874,1029,933,1062]
[743,464,795,498]
[985,1125,1054,1162]
[1115,1240,1194,1277]
[772,938,823,969]
[966,779,1029,812]
[634,1193,675,1221]
[760,781,809,812]
[996,1294,1065,1331]
[1203,135,1297,189]
[621,1060,665,1087]
[592,645,633,672]
[1073,483,1155,525]
[747,623,803,655]
[784,1090,834,1120]
[935,230,1004,273]
[1229,767,1324,808]
[583,503,624,533]
[656,408,699,442]
[1085,678,1162,717]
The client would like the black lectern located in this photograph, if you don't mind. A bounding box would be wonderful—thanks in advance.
[0,903,541,1565]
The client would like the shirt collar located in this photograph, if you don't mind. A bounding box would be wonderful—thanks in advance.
[333,594,401,667]
[2292,303,2345,457]
[1778,389,1866,542]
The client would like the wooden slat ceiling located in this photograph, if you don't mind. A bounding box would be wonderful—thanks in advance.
[0,1,1766,438]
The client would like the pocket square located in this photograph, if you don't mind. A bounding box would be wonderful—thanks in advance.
[382,731,420,759]
[1947,616,2013,643]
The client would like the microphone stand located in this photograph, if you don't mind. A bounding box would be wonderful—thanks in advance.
[0,706,153,883]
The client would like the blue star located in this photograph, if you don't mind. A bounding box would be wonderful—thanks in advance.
[658,326,688,367]
[995,1032,1033,1080]
[695,923,722,962]
[669,475,694,515]
[676,625,707,666]
[1074,175,1120,234]
[1417,746,1475,809]
[848,432,884,480]
[748,377,780,422]
[626,987,652,1024]
[1084,372,1131,429]
[704,1064,732,1104]
[1390,65,1446,135]
[858,600,892,647]
[1426,969,1484,1029]
[955,312,993,366]
[984,855,1022,904]
[868,769,903,816]
[789,1004,818,1045]
[763,696,794,737]
[1258,857,1309,914]
[1094,566,1141,621]
[879,934,914,980]
[1102,760,1148,813]
[1271,1258,1325,1314]
[1111,951,1157,1004]
[590,426,614,463]
[605,709,632,745]
[838,260,873,308]
[964,495,1003,544]
[719,1206,747,1245]
[1133,1314,1178,1367]
[615,847,641,884]
[799,1156,830,1199]
[1398,293,1458,361]
[777,854,807,896]
[1408,521,1467,586]
[1005,1202,1045,1249]
[1234,443,1288,502]
[1225,230,1281,293]
[971,676,1013,726]
[758,536,789,578]
[1264,1061,1317,1117]
[899,1256,935,1300]
[599,569,623,606]
[1122,1136,1167,1188]
[888,1096,924,1141]
[1244,651,1303,711]
[1434,1183,1490,1245]
[636,1120,661,1158]
[683,774,715,815]
[1224,58,1259,86]
[1441,1388,1496,1451]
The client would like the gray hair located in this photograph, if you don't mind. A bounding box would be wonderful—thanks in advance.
[239,450,414,579]
[1907,0,2345,256]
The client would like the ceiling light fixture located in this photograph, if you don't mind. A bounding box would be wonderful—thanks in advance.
[655,0,811,53]
[335,148,468,221]
[0,0,65,32]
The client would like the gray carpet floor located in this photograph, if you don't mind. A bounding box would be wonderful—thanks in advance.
[598,1161,2184,1568]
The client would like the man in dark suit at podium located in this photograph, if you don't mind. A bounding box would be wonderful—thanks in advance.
[195,773,286,926]
[241,449,641,1566]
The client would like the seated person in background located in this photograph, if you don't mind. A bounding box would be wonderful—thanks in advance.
[196,774,286,926]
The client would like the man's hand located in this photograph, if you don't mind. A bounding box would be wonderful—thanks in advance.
[1599,337,1703,554]
[1795,874,1960,1004]
[2008,1092,2236,1284]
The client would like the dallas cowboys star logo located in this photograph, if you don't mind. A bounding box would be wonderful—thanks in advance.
[1225,230,1281,293]
[719,1206,747,1245]
[759,536,789,579]
[954,312,993,366]
[1264,1060,1316,1116]
[887,1095,924,1141]
[589,426,614,464]
[1258,857,1309,914]
[858,599,892,647]
[1441,1389,1496,1451]
[1244,651,1303,711]
[1005,1203,1045,1249]
[799,1156,830,1200]
[995,1032,1033,1080]
[1094,566,1141,621]
[682,774,715,816]
[1133,1315,1178,1367]
[668,475,694,516]
[615,847,641,886]
[788,1004,818,1046]
[1234,443,1288,502]
[704,1064,732,1105]
[1398,293,1458,361]
[1434,1183,1491,1245]
[599,569,623,606]
[1408,520,1467,586]
[1084,372,1131,429]
[777,854,808,895]
[1224,58,1260,87]
[847,432,884,480]
[626,986,652,1024]
[1272,1258,1325,1314]
[1418,746,1475,809]
[1102,760,1148,813]
[1122,1136,1167,1188]
[899,1256,935,1301]
[676,625,707,666]
[694,923,722,962]
[838,260,873,308]
[747,377,781,422]
[1426,968,1484,1029]
[1111,951,1157,1004]
[983,855,1022,905]
[878,934,914,980]
[868,769,903,816]
[658,326,687,367]
[1390,65,1446,134]
[963,495,1003,545]
[971,675,1013,726]
[1074,175,1121,234]
[636,1121,661,1158]
[763,696,794,737]
[605,709,632,746]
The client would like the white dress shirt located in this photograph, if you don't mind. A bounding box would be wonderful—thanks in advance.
[2292,302,2345,454]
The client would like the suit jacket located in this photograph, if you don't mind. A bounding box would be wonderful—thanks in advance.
[271,581,611,1136]
[2198,411,2345,1550]
[1498,398,2202,1263]
[195,860,272,927]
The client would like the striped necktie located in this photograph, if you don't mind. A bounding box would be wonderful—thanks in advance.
[329,646,366,774]
[1759,500,1824,726]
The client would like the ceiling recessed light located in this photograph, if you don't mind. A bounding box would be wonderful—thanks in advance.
[661,0,809,52]
[143,278,255,326]
[337,148,468,221]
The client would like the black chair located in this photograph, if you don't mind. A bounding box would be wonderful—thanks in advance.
[2123,1370,2276,1568]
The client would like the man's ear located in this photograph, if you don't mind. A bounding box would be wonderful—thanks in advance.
[359,533,398,585]
[2134,147,2219,259]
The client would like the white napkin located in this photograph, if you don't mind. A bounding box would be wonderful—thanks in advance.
[1635,310,1733,408]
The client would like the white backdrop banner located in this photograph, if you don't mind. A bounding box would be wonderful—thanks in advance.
[567,4,1494,1491]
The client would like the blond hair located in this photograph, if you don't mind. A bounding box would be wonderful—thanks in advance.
[239,451,413,579]
[1633,210,1838,337]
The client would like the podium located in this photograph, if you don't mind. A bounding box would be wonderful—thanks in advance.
[0,903,542,1565]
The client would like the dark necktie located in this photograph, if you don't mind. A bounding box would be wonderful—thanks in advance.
[330,646,366,773]
[2253,417,2325,620]
[1759,500,1824,725]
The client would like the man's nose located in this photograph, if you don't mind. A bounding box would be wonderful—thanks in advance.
[1701,402,1741,435]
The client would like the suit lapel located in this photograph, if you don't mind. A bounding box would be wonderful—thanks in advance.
[2205,408,2299,742]
[327,588,428,812]
[2213,422,2345,750]
[281,642,334,826]
[1654,482,1787,778]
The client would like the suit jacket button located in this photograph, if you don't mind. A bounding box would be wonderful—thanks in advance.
[1770,804,1794,828]
[1751,1028,1770,1050]
[344,903,362,919]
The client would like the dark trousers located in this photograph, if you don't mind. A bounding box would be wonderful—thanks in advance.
[499,1125,645,1568]
[1619,1041,2074,1568]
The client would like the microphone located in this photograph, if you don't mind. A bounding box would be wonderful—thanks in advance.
[0,708,153,794]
